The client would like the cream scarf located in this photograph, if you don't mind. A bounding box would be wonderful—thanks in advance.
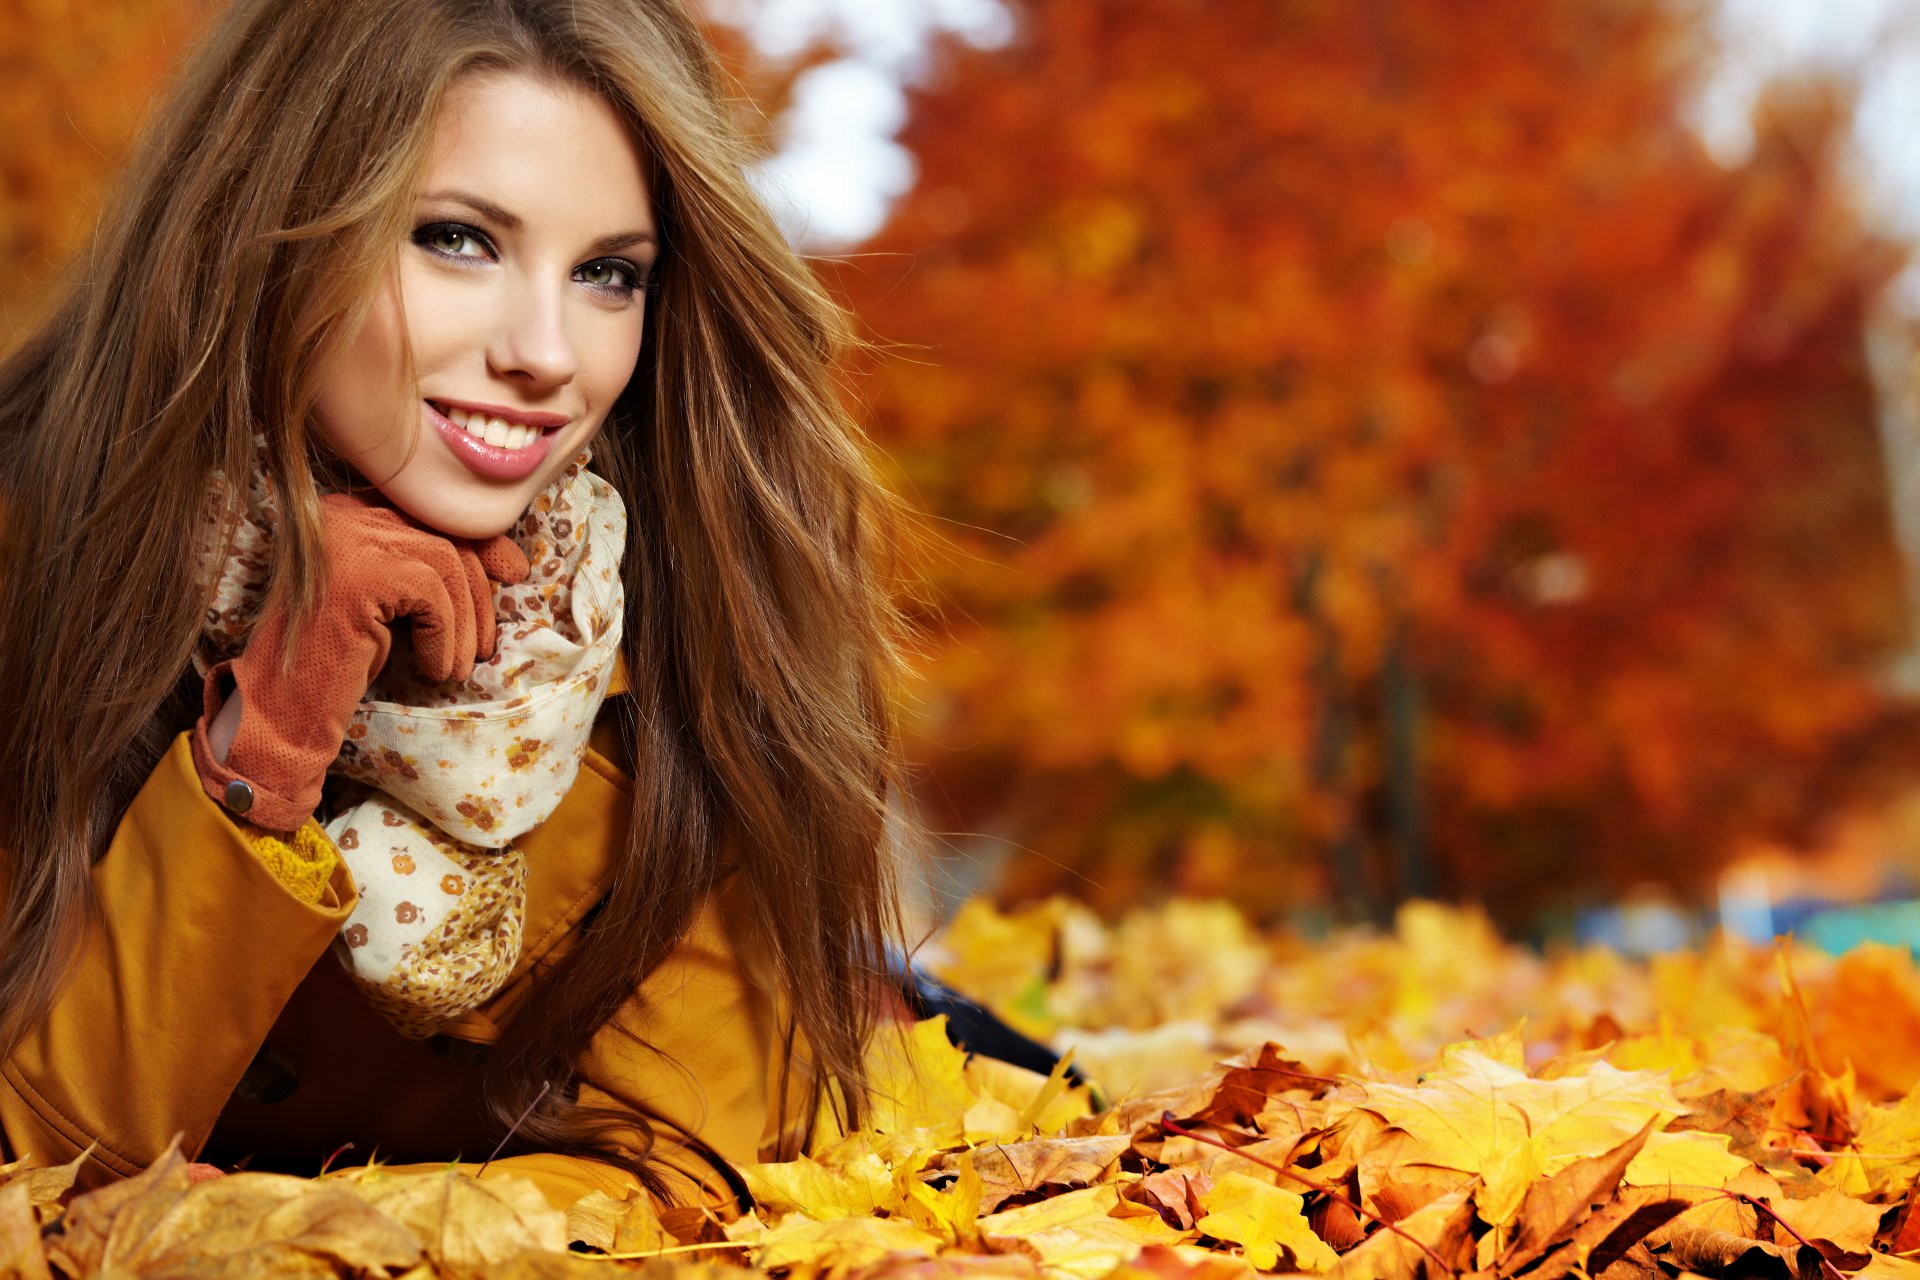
[196,450,627,1038]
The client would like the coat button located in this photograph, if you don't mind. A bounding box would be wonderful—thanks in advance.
[223,779,254,814]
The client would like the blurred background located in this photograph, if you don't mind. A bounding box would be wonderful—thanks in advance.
[11,0,1920,948]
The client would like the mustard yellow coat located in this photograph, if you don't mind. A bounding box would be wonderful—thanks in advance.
[0,678,790,1211]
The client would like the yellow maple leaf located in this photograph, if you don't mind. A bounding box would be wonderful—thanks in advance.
[1477,1133,1545,1227]
[894,1147,984,1244]
[1828,1086,1920,1197]
[1195,1171,1339,1273]
[814,1017,977,1151]
[1621,1130,1750,1190]
[740,1151,894,1220]
[1348,1050,1686,1179]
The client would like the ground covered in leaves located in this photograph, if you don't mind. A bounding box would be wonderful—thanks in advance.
[17,899,1920,1277]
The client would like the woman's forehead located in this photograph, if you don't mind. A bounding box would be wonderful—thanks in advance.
[421,69,654,241]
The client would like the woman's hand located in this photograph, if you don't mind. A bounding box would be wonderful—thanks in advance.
[191,494,531,832]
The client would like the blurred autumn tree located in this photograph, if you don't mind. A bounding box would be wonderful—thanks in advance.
[0,0,208,329]
[832,0,1920,921]
[9,0,1915,923]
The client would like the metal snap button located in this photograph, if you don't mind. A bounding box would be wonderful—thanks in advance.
[223,779,255,815]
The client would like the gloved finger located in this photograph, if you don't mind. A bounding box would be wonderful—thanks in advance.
[458,544,500,663]
[387,559,468,684]
[432,538,480,683]
[472,534,530,587]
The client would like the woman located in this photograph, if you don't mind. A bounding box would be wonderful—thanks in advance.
[0,0,909,1210]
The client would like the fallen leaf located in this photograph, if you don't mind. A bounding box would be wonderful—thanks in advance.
[972,1135,1131,1212]
[754,1213,942,1278]
[1194,1171,1337,1272]
[347,1167,565,1271]
[0,1182,50,1280]
[1655,1225,1827,1277]
[1123,1168,1211,1230]
[1501,1118,1656,1271]
[1621,1129,1752,1189]
[741,1152,893,1220]
[1527,1188,1694,1280]
[1770,1185,1884,1258]
[566,1186,666,1253]
[46,1135,193,1277]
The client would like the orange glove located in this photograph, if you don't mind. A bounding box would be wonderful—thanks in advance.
[192,494,531,832]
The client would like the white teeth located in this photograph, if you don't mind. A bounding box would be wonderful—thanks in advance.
[437,403,543,450]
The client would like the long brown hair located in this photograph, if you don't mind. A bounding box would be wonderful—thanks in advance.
[0,0,910,1182]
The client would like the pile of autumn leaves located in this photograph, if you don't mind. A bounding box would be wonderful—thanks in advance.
[16,900,1920,1277]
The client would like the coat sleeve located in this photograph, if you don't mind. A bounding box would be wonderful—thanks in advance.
[0,731,357,1184]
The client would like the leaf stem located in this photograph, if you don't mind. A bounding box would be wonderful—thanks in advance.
[1725,1191,1847,1280]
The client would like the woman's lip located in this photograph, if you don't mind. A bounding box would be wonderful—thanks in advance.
[426,398,570,430]
[424,400,555,481]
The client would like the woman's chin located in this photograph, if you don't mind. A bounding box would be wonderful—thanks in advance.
[380,490,528,542]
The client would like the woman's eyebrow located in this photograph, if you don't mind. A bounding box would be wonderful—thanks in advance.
[421,188,658,257]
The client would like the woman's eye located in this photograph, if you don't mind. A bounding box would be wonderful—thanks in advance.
[576,258,644,296]
[412,222,491,260]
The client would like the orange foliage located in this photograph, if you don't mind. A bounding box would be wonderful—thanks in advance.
[0,0,207,330]
[834,0,1919,919]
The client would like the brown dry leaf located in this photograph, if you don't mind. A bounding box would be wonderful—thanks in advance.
[1195,1044,1323,1130]
[1322,1187,1475,1280]
[1526,1188,1695,1280]
[347,1167,566,1272]
[971,1135,1130,1213]
[1123,1168,1211,1230]
[565,1186,666,1253]
[138,1175,422,1277]
[50,1152,422,1280]
[0,1146,90,1217]
[0,1182,50,1280]
[1150,1132,1311,1185]
[1770,1185,1885,1259]
[1666,1080,1793,1164]
[1499,1117,1656,1271]
[1307,1191,1365,1253]
[1655,1225,1827,1277]
[45,1135,193,1276]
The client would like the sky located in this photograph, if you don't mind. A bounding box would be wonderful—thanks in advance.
[722,0,1920,291]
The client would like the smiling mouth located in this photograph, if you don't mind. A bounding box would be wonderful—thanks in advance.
[427,401,560,453]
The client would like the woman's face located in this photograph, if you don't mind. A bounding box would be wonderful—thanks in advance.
[312,69,657,539]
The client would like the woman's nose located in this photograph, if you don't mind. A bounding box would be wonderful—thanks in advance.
[488,279,576,388]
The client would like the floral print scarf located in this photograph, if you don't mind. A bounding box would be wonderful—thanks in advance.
[196,449,627,1037]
